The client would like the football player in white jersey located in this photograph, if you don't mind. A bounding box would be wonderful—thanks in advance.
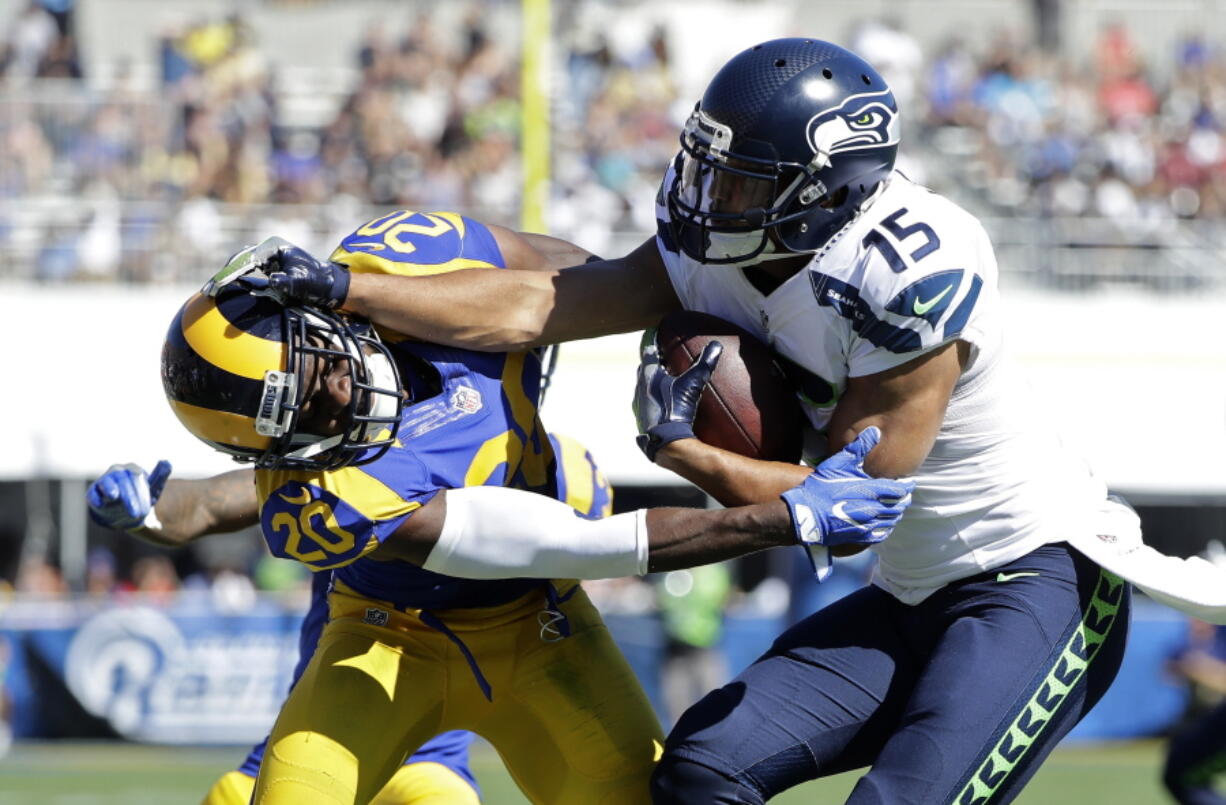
[235,38,1138,805]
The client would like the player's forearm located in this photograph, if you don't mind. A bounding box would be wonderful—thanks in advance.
[344,269,558,351]
[343,240,677,351]
[416,486,794,580]
[655,439,812,507]
[513,231,597,270]
[144,471,259,546]
[643,503,794,572]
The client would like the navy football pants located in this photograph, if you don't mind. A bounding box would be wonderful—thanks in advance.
[1164,700,1226,805]
[652,543,1130,804]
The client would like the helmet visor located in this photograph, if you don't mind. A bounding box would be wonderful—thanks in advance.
[677,150,777,224]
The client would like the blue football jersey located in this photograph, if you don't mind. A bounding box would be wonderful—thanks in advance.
[254,211,564,610]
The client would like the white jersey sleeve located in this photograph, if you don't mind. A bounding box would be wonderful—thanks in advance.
[838,189,997,378]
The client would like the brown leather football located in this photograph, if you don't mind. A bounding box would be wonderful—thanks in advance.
[655,310,804,463]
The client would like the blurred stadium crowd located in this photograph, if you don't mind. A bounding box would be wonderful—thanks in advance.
[0,1,1224,283]
[0,1,679,280]
[921,21,1226,221]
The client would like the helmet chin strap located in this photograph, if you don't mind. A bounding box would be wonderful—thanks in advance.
[856,176,889,215]
[706,228,808,271]
[776,175,892,262]
[286,433,344,461]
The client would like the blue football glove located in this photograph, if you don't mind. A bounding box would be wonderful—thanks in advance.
[781,427,914,581]
[86,461,172,532]
[260,245,350,310]
[632,331,722,462]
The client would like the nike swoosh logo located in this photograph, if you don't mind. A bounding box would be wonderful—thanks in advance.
[832,500,859,527]
[279,488,312,505]
[996,571,1040,583]
[913,285,953,316]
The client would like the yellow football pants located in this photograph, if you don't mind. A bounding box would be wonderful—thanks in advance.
[203,760,479,805]
[253,583,663,805]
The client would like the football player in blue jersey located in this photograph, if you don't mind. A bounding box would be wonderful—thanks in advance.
[243,40,1155,804]
[92,208,912,804]
[88,431,614,805]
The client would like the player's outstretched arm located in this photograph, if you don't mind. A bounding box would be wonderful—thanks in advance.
[372,431,912,579]
[87,463,258,547]
[237,235,680,351]
[348,235,679,350]
[490,226,600,272]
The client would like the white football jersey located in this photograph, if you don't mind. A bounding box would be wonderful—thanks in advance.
[656,168,1110,604]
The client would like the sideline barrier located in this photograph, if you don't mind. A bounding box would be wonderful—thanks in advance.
[0,595,1193,743]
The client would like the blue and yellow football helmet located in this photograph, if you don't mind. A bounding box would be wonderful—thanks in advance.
[160,288,403,471]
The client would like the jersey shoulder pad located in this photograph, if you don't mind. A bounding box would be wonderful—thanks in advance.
[855,191,987,337]
[256,461,433,571]
[854,189,953,275]
[330,210,506,277]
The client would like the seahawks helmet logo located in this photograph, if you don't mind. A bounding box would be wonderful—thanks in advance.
[805,90,899,159]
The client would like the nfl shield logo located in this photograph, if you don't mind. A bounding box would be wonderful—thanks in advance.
[363,607,389,627]
[451,386,483,414]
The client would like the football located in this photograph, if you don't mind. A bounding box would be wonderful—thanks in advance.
[655,310,805,463]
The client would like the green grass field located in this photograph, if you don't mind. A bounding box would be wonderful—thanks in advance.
[0,738,1189,804]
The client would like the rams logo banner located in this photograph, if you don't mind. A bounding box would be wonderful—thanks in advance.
[62,606,295,743]
[806,89,900,158]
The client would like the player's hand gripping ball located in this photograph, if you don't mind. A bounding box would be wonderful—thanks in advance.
[651,310,806,462]
[633,333,722,461]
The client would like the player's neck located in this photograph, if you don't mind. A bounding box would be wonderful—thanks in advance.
[741,254,810,296]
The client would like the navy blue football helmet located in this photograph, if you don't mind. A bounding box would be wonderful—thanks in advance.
[667,38,900,264]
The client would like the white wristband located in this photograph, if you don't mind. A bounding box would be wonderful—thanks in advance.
[140,506,163,533]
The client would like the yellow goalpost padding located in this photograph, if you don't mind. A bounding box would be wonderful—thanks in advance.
[520,0,551,233]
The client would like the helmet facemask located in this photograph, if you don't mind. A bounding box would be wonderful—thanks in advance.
[668,107,853,266]
[257,306,403,471]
